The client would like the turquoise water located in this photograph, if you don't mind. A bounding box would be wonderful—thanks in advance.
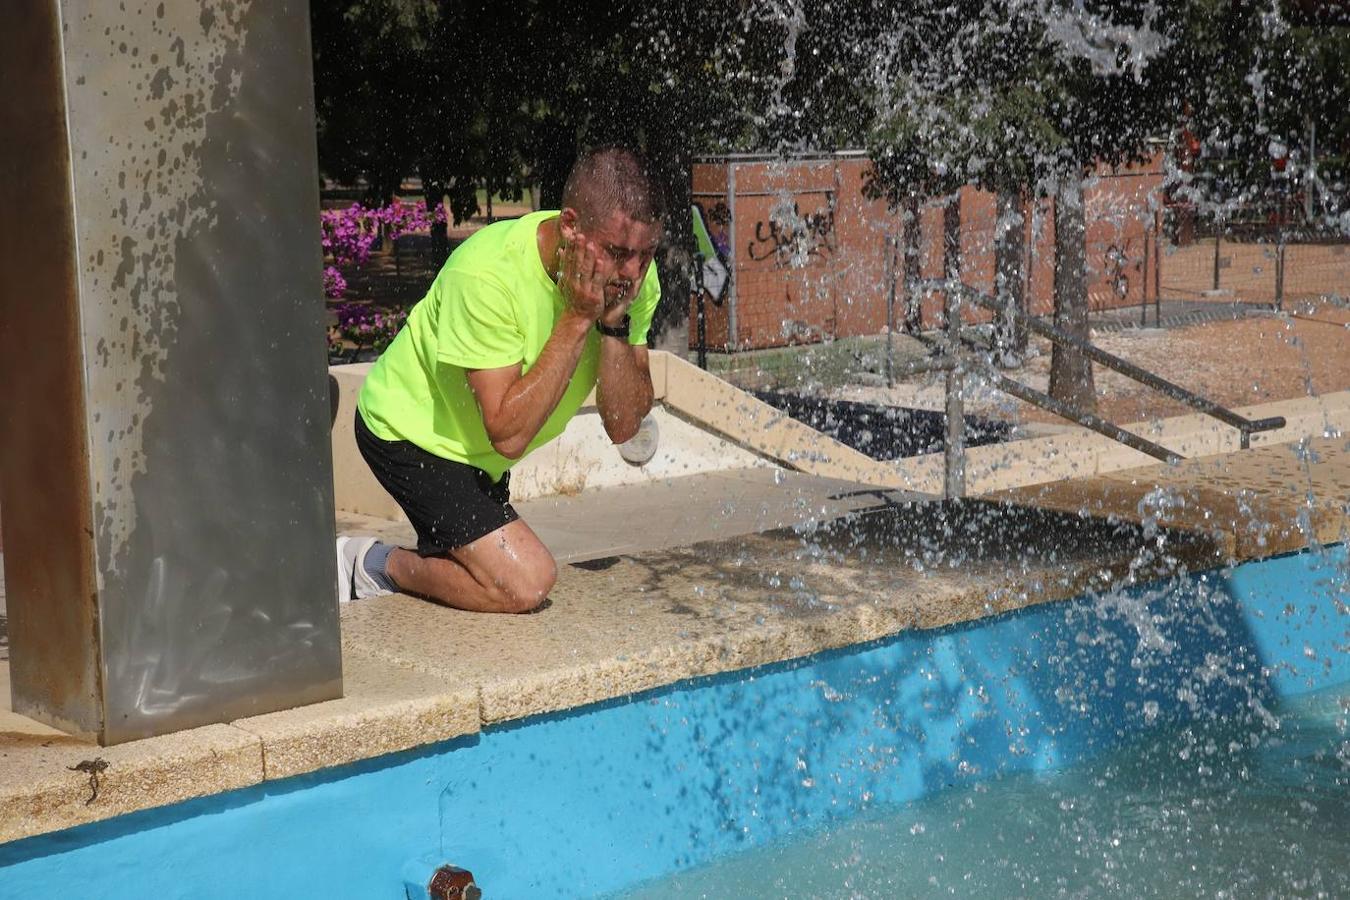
[620,684,1350,899]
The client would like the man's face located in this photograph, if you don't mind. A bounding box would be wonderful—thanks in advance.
[565,208,663,307]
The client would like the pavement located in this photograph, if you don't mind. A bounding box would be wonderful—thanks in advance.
[4,303,1350,846]
[4,393,1348,844]
[339,468,922,567]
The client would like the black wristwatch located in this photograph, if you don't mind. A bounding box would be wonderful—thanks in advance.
[596,315,631,339]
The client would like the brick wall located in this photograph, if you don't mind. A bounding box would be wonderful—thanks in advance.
[690,154,1163,351]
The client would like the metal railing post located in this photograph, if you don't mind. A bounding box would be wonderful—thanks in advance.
[884,234,896,388]
[693,252,708,370]
[1141,217,1150,327]
[1275,185,1287,312]
[1212,219,1222,291]
[1154,210,1162,326]
[943,287,965,499]
[951,282,1285,449]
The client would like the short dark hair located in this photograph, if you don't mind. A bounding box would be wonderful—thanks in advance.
[561,145,666,227]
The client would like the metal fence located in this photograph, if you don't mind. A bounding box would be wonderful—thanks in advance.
[1159,199,1350,310]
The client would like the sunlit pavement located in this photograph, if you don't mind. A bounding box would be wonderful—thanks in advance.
[2,391,1347,845]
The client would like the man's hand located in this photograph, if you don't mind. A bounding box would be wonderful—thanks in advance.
[557,234,606,322]
[553,211,657,444]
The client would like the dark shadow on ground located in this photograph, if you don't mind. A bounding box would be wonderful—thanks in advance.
[608,498,1225,623]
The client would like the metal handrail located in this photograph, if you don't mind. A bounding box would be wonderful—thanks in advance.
[972,361,1182,465]
[909,327,1180,470]
[900,278,1285,498]
[954,285,1286,449]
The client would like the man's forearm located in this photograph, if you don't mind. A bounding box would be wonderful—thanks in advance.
[595,335,654,443]
[485,313,594,458]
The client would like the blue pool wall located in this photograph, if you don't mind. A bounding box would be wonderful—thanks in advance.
[1,545,1345,899]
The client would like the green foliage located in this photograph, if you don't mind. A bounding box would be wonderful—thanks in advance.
[310,0,1347,349]
[1178,0,1350,212]
[865,0,1187,205]
[312,1,775,210]
[310,1,809,336]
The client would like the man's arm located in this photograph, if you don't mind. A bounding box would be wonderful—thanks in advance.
[595,337,653,444]
[467,311,593,459]
[467,235,609,459]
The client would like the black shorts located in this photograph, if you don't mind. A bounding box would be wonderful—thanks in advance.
[354,410,519,556]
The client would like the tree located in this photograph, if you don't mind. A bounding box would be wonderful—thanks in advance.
[310,0,441,204]
[865,4,1066,372]
[1173,0,1350,223]
[310,1,799,343]
[864,0,1192,410]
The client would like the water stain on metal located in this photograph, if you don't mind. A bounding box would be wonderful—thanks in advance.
[68,1,257,583]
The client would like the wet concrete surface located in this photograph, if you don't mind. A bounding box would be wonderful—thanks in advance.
[1,403,1346,844]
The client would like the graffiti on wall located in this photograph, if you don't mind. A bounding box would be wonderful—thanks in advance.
[748,194,836,267]
[1103,239,1136,300]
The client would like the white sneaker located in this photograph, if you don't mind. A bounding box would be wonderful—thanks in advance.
[336,535,360,603]
[336,535,393,603]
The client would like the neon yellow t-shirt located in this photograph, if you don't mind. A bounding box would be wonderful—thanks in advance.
[356,210,660,481]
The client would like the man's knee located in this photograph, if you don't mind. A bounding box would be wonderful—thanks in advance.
[494,555,557,614]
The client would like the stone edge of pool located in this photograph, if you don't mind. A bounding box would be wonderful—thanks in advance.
[1,393,1348,845]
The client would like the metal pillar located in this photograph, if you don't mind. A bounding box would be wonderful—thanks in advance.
[726,164,739,348]
[943,291,966,500]
[694,253,708,369]
[1141,219,1151,327]
[1212,221,1222,291]
[884,235,896,388]
[1154,210,1163,326]
[942,194,965,500]
[0,1,342,743]
[1275,181,1287,312]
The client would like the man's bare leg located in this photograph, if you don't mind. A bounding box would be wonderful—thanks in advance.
[385,519,557,614]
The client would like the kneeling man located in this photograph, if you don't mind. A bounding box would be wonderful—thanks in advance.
[338,146,662,612]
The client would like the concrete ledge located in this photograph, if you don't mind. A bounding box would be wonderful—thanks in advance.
[334,355,1349,513]
[989,436,1350,561]
[230,654,480,781]
[0,714,262,845]
[338,501,1227,726]
[656,354,1350,498]
[507,406,767,500]
[330,363,403,521]
[329,356,770,515]
[0,648,480,843]
[660,354,937,491]
[961,391,1350,497]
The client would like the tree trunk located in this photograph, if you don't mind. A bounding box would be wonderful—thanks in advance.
[423,183,449,266]
[942,192,961,285]
[1049,176,1096,411]
[902,193,922,332]
[532,120,575,210]
[942,192,961,334]
[993,189,1027,366]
